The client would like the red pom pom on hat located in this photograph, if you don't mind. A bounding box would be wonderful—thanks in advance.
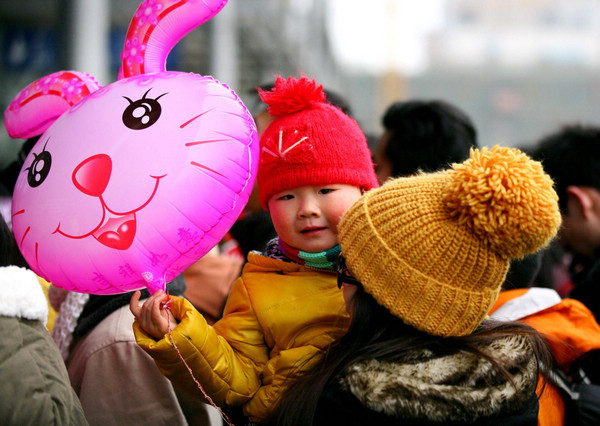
[258,75,326,117]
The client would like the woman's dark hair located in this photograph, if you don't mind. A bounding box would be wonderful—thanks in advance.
[269,286,553,426]
[0,214,28,268]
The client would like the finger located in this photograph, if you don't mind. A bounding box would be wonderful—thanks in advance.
[129,290,142,317]
[152,294,169,334]
[152,292,168,315]
[141,296,155,325]
[148,290,165,309]
[141,290,161,310]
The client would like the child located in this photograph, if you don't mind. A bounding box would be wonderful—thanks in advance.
[129,75,378,423]
[271,146,562,425]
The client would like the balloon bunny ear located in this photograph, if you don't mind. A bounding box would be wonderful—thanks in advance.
[4,71,101,140]
[119,0,227,79]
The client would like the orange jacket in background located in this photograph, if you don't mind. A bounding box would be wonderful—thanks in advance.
[490,287,600,426]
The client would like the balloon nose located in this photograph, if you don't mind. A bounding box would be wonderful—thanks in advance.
[73,154,112,197]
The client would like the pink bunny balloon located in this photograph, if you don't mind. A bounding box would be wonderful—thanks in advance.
[4,0,258,295]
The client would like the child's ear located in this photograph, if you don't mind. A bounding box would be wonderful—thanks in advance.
[566,186,595,220]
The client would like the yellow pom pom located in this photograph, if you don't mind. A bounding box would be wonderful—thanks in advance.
[444,146,561,259]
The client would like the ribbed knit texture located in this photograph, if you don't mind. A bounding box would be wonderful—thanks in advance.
[338,146,561,337]
[257,76,378,209]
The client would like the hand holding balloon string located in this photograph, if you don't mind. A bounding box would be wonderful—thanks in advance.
[129,291,234,425]
[130,290,178,339]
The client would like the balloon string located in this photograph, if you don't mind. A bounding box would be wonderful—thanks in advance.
[162,293,234,426]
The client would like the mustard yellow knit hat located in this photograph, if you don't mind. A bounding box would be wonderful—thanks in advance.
[338,146,561,337]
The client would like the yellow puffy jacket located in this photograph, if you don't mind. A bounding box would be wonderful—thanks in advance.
[133,252,349,423]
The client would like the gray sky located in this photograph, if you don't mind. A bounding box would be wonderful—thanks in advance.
[326,0,445,75]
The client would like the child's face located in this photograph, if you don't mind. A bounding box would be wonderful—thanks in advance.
[268,184,362,253]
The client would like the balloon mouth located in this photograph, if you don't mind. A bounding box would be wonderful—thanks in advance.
[53,174,165,249]
[93,213,137,250]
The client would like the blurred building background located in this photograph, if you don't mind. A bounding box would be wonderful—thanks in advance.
[419,0,600,147]
[2,0,600,168]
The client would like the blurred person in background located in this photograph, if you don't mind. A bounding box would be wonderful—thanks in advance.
[374,99,478,184]
[531,125,600,325]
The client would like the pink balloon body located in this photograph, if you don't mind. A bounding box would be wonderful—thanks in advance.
[11,72,258,294]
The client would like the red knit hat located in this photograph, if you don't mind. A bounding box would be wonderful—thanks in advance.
[257,76,378,209]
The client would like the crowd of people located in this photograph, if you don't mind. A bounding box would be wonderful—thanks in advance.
[2,73,600,426]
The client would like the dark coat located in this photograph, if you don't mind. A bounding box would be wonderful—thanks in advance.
[0,266,88,425]
[569,259,600,383]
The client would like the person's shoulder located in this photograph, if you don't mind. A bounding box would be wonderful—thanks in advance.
[0,313,56,357]
[69,304,139,359]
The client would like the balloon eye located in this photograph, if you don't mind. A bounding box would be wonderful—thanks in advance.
[27,149,52,188]
[122,89,165,130]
